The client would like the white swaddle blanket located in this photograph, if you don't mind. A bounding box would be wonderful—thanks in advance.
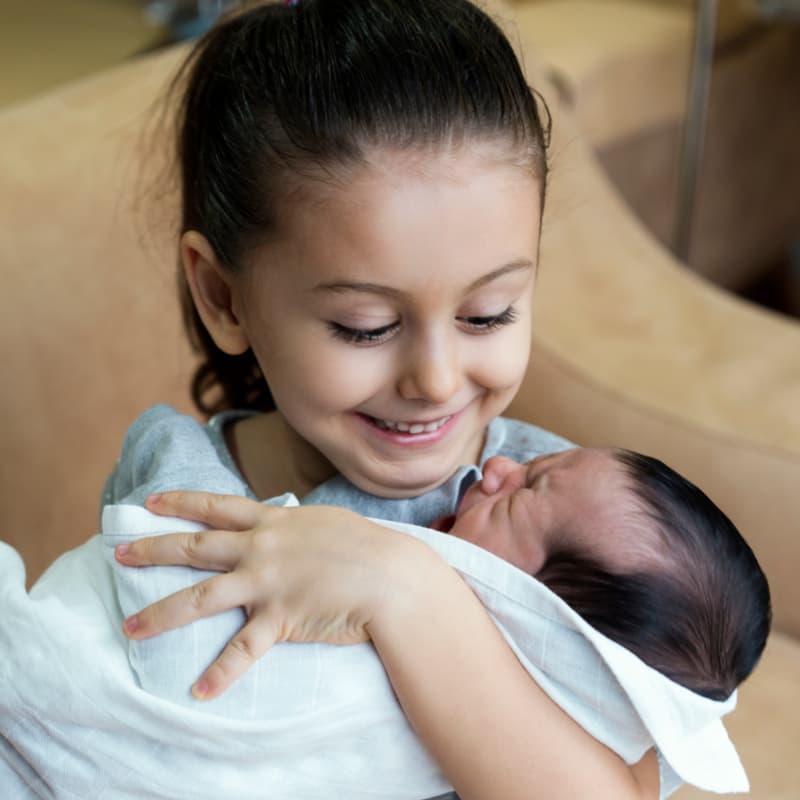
[0,500,748,799]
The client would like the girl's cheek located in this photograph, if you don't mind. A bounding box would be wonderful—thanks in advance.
[309,347,394,403]
[474,333,532,390]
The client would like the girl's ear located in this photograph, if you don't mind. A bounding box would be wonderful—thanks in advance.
[181,231,250,355]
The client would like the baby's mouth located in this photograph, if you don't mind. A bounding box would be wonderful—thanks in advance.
[430,513,456,532]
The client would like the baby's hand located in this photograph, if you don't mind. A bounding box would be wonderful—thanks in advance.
[114,491,414,701]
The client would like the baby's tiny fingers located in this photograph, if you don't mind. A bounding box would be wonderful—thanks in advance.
[192,617,278,700]
[115,530,244,571]
[123,572,248,640]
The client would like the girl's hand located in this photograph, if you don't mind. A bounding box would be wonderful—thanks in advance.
[114,491,425,701]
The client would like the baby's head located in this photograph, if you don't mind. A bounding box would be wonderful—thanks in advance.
[447,448,771,700]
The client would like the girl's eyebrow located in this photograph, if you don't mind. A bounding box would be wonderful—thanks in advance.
[311,259,534,297]
[468,259,534,291]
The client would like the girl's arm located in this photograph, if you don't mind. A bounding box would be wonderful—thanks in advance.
[366,530,659,800]
[117,491,658,800]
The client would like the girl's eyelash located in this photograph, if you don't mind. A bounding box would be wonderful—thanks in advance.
[327,321,399,344]
[328,306,518,344]
[458,306,518,331]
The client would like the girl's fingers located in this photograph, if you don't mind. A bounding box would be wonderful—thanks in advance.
[145,490,265,531]
[115,529,245,571]
[192,616,279,701]
[123,571,249,640]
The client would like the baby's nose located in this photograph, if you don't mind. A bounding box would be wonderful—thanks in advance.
[480,456,520,494]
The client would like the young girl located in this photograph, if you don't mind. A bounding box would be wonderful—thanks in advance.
[109,1,661,797]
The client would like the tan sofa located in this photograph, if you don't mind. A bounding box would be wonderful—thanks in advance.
[1,4,798,798]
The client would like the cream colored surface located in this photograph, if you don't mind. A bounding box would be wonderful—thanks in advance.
[0,48,193,579]
[0,8,798,799]
[0,0,164,108]
[510,0,800,294]
[511,0,691,146]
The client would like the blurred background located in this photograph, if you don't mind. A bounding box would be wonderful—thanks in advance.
[0,0,236,108]
[1,0,798,319]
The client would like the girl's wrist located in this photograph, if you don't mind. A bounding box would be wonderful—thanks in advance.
[312,508,439,633]
[365,532,450,637]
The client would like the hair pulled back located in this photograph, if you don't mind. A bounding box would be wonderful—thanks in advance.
[173,0,550,415]
[538,451,771,701]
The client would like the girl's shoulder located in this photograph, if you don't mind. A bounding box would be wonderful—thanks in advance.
[480,417,575,465]
[100,404,254,510]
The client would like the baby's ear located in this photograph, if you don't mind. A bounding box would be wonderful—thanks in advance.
[181,231,250,355]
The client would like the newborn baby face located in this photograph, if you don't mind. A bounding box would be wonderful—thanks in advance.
[447,448,636,575]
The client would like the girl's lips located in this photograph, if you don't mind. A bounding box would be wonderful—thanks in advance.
[355,410,461,446]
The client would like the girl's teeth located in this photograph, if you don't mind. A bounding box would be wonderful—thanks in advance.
[374,416,451,434]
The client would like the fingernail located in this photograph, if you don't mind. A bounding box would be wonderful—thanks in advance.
[192,679,209,700]
[115,543,130,559]
[146,493,163,506]
[123,616,139,635]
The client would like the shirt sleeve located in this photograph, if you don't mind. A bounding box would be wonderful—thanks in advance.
[99,404,249,519]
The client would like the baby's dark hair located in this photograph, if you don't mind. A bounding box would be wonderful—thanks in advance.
[536,450,771,701]
[171,0,550,415]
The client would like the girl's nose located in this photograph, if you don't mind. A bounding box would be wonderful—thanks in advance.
[397,333,461,405]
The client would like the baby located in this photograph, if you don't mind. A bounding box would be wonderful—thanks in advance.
[435,447,771,701]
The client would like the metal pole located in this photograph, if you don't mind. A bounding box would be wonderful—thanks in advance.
[673,0,718,262]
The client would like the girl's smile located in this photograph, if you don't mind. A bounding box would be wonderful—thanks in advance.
[356,410,458,442]
[186,145,542,498]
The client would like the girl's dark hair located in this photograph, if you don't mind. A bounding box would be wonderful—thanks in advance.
[537,451,771,701]
[171,0,551,415]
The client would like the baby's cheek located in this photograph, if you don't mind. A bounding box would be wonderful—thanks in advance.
[474,522,521,567]
[448,517,494,553]
[486,522,546,576]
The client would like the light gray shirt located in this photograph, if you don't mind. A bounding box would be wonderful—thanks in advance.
[102,404,574,522]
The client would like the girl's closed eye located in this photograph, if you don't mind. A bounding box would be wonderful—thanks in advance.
[327,320,400,345]
[328,306,519,345]
[457,305,518,333]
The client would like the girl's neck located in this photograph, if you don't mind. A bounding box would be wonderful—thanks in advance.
[227,412,337,500]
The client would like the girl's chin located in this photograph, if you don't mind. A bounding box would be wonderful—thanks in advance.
[342,464,455,499]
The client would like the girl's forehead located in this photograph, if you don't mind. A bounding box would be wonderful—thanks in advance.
[282,140,541,213]
[360,140,539,181]
[252,145,542,292]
